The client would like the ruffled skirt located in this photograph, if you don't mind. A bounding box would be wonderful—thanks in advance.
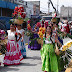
[4,40,23,65]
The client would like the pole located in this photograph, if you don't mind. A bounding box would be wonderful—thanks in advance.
[57,0,59,16]
[48,0,50,14]
[68,6,69,21]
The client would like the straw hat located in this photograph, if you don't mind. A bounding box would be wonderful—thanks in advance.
[51,18,57,22]
[10,19,24,25]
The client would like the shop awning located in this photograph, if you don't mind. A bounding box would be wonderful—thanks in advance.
[0,1,18,9]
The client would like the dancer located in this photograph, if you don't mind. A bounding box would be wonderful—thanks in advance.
[4,23,23,65]
[40,26,62,72]
[16,24,26,58]
[28,24,41,50]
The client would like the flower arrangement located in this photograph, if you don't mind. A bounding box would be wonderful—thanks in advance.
[60,40,72,51]
[25,24,32,37]
[0,29,5,41]
[36,22,41,28]
[11,5,26,24]
[27,24,31,31]
[0,29,6,54]
[38,27,45,39]
[12,5,26,19]
[44,21,49,28]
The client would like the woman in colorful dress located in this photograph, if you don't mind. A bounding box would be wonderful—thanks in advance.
[4,24,23,65]
[40,26,62,72]
[28,25,41,50]
[16,24,26,58]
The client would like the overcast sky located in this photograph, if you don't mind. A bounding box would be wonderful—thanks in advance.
[24,0,72,13]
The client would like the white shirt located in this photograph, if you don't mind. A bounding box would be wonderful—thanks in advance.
[7,30,15,40]
[16,28,24,35]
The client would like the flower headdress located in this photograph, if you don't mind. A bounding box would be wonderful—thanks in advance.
[11,5,26,25]
[12,5,26,19]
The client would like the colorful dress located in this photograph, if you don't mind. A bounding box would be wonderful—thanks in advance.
[28,33,41,50]
[40,37,58,72]
[4,30,23,65]
[16,28,26,58]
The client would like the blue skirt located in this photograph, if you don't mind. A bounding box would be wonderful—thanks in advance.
[18,38,26,58]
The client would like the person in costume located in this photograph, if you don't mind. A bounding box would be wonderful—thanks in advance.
[28,24,41,50]
[16,24,26,58]
[51,18,63,45]
[4,23,23,65]
[40,26,62,72]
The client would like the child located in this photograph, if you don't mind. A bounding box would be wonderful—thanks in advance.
[16,24,26,58]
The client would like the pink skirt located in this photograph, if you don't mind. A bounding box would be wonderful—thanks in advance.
[4,40,23,65]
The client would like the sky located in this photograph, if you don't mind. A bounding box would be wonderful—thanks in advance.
[24,0,72,13]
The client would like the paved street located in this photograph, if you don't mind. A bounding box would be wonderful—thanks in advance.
[0,37,72,72]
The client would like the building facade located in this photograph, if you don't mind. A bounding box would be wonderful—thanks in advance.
[31,1,40,15]
[60,5,72,20]
[14,0,24,5]
[24,1,33,18]
[0,0,18,29]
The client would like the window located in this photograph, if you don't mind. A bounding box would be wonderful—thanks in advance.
[26,2,27,6]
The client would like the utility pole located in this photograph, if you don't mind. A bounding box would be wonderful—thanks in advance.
[48,0,50,14]
[68,6,69,21]
[57,0,59,16]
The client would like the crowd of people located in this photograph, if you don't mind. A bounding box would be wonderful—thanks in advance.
[27,18,72,72]
[0,16,72,72]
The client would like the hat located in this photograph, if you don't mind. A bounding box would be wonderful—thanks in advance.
[51,18,57,22]
[10,19,24,25]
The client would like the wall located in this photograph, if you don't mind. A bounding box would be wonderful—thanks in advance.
[60,6,72,17]
[24,1,33,18]
[31,1,40,15]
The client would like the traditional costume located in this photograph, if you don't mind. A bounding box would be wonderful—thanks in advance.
[4,30,23,65]
[16,28,26,58]
[28,27,41,50]
[40,36,58,72]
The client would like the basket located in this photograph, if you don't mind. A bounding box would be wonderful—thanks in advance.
[11,19,24,25]
[51,18,57,22]
[37,39,43,44]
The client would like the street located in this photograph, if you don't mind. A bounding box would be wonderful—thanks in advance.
[0,37,72,72]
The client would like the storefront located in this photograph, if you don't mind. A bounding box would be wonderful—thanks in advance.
[0,1,18,30]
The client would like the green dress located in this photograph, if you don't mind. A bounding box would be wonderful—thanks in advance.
[40,37,58,72]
